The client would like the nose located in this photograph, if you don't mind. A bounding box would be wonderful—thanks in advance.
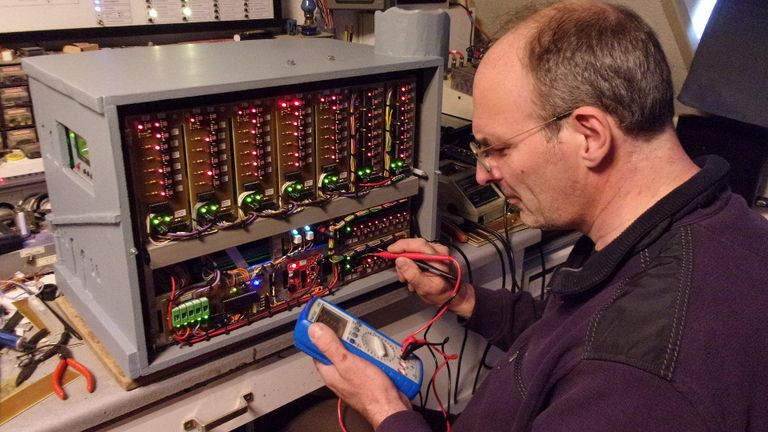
[476,164,494,185]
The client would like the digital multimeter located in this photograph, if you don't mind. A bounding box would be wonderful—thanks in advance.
[294,297,423,400]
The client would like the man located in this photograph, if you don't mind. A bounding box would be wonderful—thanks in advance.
[308,1,768,431]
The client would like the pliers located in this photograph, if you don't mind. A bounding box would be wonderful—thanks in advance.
[52,346,95,400]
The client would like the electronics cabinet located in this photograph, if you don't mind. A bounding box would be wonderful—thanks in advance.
[23,38,442,378]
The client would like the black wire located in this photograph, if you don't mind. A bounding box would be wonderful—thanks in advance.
[447,241,473,405]
[503,204,519,290]
[467,219,521,293]
[454,327,469,405]
[472,342,493,394]
[467,227,506,293]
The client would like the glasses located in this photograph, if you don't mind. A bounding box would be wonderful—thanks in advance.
[470,111,573,172]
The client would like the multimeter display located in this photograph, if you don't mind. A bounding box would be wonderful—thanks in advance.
[316,305,347,338]
[294,297,423,399]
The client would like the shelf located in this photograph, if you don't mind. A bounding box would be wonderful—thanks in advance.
[146,176,420,269]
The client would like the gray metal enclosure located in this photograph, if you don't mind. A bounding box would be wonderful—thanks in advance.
[23,38,442,378]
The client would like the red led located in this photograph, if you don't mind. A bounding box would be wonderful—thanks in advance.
[367,92,372,96]
[251,119,257,124]
[251,151,258,155]
[238,110,243,115]
[292,121,298,126]
[160,191,166,196]
[320,97,326,103]
[331,96,337,100]
[206,170,213,176]
[204,137,211,142]
[367,152,372,157]
[251,108,257,113]
[293,100,301,106]
[295,162,301,167]
[154,145,161,150]
[330,155,336,159]
[189,117,195,123]
[293,132,299,136]
[157,169,164,173]
[251,130,256,134]
[289,263,298,270]
[294,111,300,116]
[252,162,258,166]
[155,133,162,139]
[280,102,288,108]
[401,87,406,91]
[294,152,300,157]
[331,105,337,110]
[137,124,144,131]
[154,122,160,127]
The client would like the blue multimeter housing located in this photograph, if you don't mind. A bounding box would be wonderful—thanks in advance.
[294,297,423,400]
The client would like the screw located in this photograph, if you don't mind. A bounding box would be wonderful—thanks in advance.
[128,248,138,256]
[327,55,336,61]
[286,59,296,66]
[183,419,197,430]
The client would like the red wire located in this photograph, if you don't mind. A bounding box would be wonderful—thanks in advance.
[337,398,348,432]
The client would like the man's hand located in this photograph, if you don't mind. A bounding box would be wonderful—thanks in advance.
[388,238,476,319]
[309,323,411,429]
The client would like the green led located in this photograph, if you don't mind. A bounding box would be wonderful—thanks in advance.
[164,216,172,222]
[296,184,302,190]
[398,161,404,167]
[357,170,364,176]
[210,204,218,211]
[152,218,160,225]
[332,176,338,181]
[323,178,330,184]
[200,207,207,213]
[345,264,352,270]
[231,287,237,293]
[391,163,397,169]
[365,168,372,174]
[245,196,253,202]
[345,226,351,232]
[287,186,294,192]
[255,194,262,200]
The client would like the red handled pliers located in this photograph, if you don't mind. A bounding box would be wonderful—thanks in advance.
[52,347,95,400]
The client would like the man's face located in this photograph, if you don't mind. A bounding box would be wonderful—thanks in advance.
[472,38,583,230]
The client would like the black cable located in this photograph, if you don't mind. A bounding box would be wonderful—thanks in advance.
[472,342,493,394]
[467,220,520,293]
[502,204,519,291]
[467,227,506,293]
[446,241,473,405]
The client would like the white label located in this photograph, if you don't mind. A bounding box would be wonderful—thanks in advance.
[304,179,314,187]
[35,255,57,266]
[20,247,45,258]
[340,172,348,178]
[265,188,274,195]
[171,151,180,159]
[174,209,187,217]
[221,199,231,207]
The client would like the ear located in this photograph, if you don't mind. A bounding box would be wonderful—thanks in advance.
[566,106,615,169]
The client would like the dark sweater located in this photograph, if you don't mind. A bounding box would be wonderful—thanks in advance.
[379,156,768,432]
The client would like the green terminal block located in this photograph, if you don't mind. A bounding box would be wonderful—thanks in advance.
[171,297,210,328]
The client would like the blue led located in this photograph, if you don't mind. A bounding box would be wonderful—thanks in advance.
[291,229,299,235]
[304,225,311,231]
[252,279,261,286]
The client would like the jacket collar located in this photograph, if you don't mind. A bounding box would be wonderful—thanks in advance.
[549,155,730,296]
